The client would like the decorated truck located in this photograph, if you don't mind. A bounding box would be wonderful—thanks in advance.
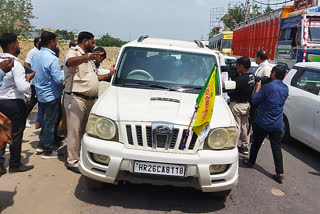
[233,0,320,68]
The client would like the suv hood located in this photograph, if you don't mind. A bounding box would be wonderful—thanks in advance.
[92,86,235,128]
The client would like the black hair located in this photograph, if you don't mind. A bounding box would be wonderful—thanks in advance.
[78,31,94,44]
[34,37,40,47]
[69,41,77,48]
[256,49,267,60]
[0,33,18,51]
[272,65,287,80]
[236,56,251,69]
[94,47,106,58]
[40,31,57,47]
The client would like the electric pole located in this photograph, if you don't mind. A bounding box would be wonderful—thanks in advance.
[244,0,251,22]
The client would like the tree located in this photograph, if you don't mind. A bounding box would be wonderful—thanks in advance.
[55,29,75,40]
[95,34,127,47]
[265,5,273,14]
[221,3,264,30]
[0,0,35,35]
[208,27,220,39]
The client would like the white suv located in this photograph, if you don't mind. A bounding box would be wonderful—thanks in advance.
[79,36,239,193]
[283,62,320,152]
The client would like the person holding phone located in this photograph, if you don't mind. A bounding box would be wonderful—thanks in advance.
[63,31,115,173]
[0,33,35,174]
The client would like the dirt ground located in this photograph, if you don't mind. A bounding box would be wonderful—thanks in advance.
[1,41,120,70]
[0,41,121,213]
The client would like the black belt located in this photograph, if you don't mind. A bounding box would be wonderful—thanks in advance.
[65,92,97,100]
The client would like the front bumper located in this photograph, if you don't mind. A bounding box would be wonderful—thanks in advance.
[79,134,239,192]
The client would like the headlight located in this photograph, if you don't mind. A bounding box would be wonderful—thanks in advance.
[87,114,117,140]
[206,127,237,150]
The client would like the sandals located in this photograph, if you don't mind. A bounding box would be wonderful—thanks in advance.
[273,174,284,184]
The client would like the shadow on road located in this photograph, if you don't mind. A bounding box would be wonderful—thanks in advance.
[74,176,226,213]
[0,187,16,212]
[282,139,320,173]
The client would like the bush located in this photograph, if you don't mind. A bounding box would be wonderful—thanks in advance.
[96,34,127,47]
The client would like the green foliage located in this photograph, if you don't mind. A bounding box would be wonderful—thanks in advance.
[55,29,75,40]
[221,3,269,30]
[265,5,273,14]
[208,28,219,39]
[0,0,35,35]
[95,34,127,47]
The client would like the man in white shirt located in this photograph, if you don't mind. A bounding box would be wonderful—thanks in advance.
[0,33,35,174]
[24,37,43,129]
[255,50,273,78]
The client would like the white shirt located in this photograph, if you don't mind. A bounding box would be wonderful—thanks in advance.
[25,47,38,86]
[25,47,38,64]
[255,60,273,77]
[0,53,30,100]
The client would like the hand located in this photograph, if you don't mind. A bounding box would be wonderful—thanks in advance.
[109,64,116,76]
[0,59,14,73]
[255,81,262,92]
[88,51,103,61]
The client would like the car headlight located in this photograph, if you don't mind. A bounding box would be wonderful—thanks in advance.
[86,114,117,140]
[206,127,237,150]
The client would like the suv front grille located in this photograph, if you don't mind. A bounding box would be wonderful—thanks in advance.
[124,124,199,153]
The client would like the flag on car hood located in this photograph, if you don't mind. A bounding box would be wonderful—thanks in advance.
[192,65,218,142]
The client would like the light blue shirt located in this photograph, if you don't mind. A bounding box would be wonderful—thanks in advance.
[31,48,64,103]
[0,69,5,86]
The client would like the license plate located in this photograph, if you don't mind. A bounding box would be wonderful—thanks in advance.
[134,161,185,177]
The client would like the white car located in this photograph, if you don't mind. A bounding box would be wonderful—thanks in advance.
[79,36,239,193]
[283,62,320,152]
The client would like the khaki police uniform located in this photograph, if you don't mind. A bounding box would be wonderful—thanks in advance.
[63,45,99,167]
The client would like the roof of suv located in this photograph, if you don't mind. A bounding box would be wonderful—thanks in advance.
[294,62,320,69]
[124,36,217,56]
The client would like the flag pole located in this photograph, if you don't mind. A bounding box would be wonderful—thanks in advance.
[179,106,199,149]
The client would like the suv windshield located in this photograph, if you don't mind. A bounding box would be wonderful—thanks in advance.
[114,47,219,94]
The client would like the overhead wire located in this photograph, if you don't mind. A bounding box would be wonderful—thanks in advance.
[253,0,294,6]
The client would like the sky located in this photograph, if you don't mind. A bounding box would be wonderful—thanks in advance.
[30,0,270,41]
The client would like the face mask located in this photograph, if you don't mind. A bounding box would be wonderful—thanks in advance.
[15,47,21,56]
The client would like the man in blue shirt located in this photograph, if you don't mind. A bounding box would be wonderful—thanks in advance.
[31,31,64,158]
[244,65,288,184]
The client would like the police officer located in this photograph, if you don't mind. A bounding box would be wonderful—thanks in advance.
[63,31,115,173]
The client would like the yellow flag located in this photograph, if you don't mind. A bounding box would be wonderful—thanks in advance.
[192,65,217,142]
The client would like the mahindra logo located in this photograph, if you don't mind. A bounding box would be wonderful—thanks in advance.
[155,125,170,135]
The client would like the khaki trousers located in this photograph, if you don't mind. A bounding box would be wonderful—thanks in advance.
[229,102,250,148]
[64,94,95,167]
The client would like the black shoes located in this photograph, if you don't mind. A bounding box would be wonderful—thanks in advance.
[9,164,34,173]
[238,146,249,155]
[0,164,7,175]
[243,159,254,168]
[65,163,81,174]
[273,174,284,184]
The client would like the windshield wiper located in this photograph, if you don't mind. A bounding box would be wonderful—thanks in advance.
[120,82,176,90]
[173,86,203,92]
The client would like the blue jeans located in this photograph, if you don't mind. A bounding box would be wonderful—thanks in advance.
[36,102,44,124]
[39,98,62,151]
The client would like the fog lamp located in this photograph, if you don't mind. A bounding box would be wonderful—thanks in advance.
[209,164,227,174]
[92,153,110,165]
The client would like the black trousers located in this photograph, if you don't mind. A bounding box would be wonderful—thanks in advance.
[25,85,38,117]
[0,99,26,168]
[248,123,284,174]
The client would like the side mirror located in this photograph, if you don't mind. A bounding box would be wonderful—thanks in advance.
[223,80,236,91]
